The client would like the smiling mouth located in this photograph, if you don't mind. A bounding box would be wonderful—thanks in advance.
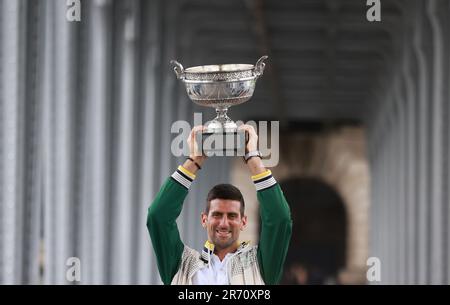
[216,230,231,237]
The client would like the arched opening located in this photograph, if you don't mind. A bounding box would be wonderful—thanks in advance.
[280,177,347,285]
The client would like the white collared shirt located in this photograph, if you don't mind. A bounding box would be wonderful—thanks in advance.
[192,252,234,285]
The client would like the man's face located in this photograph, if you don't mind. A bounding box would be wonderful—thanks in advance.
[201,199,247,250]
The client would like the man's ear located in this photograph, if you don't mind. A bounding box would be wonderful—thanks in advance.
[201,212,208,228]
[241,215,248,230]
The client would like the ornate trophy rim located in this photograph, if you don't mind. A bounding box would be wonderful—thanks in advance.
[182,76,257,84]
[170,55,268,82]
[184,63,254,73]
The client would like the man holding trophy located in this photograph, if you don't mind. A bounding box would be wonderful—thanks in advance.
[146,57,292,285]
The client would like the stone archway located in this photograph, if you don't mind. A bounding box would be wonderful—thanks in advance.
[279,177,347,285]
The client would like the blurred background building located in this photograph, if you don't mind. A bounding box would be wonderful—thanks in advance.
[0,0,449,284]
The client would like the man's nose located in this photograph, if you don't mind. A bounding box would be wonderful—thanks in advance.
[219,216,230,227]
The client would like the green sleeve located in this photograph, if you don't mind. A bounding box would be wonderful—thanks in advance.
[257,183,293,285]
[146,177,188,285]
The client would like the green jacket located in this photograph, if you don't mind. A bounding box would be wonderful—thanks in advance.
[147,166,292,285]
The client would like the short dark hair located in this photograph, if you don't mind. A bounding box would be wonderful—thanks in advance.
[205,184,245,216]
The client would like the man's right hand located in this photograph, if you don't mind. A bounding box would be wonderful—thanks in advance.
[184,126,207,174]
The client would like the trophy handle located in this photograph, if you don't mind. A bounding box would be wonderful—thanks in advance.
[170,60,185,80]
[254,55,268,78]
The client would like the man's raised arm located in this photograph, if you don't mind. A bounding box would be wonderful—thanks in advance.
[146,126,206,284]
[239,124,293,285]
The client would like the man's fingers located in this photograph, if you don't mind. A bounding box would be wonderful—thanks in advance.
[239,125,257,138]
[189,126,203,140]
[239,124,256,132]
[190,126,203,141]
[188,126,205,157]
[192,125,204,132]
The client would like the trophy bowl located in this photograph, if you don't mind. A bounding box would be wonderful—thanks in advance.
[171,56,268,133]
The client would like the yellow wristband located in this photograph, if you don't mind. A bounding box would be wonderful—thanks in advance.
[251,170,271,181]
[178,165,196,180]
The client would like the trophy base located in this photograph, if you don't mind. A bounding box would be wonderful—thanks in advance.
[204,119,238,134]
[196,130,248,157]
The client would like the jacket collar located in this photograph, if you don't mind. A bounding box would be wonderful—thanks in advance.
[200,240,250,264]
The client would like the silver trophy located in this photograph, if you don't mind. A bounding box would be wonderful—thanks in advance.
[170,56,268,155]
